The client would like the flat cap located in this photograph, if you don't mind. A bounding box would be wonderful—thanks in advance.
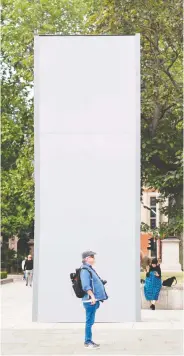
[82,250,96,259]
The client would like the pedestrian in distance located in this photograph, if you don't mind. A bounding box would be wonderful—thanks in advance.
[144,258,162,310]
[22,257,27,280]
[24,255,33,287]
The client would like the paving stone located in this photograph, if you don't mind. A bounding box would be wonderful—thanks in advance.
[1,280,184,355]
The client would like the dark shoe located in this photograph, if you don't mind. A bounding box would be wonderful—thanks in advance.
[152,304,155,310]
[84,342,100,349]
[26,284,28,286]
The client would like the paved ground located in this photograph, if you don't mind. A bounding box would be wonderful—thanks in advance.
[1,279,184,355]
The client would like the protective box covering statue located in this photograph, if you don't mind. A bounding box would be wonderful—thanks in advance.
[33,35,141,322]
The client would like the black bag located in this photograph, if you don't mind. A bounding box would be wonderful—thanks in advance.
[162,276,177,287]
[70,267,92,298]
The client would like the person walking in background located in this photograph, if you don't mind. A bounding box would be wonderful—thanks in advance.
[80,251,108,349]
[24,255,33,287]
[22,257,27,280]
[144,258,162,310]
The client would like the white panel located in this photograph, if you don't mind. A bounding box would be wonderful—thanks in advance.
[33,35,140,322]
[39,36,136,134]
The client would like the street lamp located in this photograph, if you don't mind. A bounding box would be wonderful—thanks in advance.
[143,204,157,216]
[143,204,159,233]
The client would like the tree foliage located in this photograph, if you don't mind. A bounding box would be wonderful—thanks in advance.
[1,0,88,240]
[1,0,183,244]
[85,0,183,234]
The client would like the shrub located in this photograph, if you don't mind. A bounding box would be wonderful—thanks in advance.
[0,271,8,279]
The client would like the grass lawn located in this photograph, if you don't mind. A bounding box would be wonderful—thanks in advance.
[140,271,184,284]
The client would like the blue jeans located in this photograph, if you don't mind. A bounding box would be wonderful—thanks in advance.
[83,302,100,343]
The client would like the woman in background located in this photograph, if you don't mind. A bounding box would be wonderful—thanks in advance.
[144,258,162,310]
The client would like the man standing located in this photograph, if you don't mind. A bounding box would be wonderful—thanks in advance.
[80,251,108,350]
[24,255,33,287]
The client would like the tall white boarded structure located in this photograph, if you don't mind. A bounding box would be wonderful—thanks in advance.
[33,35,141,322]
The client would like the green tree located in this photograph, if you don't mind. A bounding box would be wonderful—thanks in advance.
[1,0,88,244]
[86,0,183,233]
[2,0,183,261]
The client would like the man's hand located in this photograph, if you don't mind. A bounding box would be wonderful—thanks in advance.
[90,296,96,305]
[155,272,159,277]
[87,290,96,305]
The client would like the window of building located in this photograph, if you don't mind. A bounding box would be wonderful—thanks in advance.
[150,197,156,229]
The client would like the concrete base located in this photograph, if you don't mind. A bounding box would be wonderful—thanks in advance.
[161,238,182,272]
[0,278,13,285]
[141,284,184,310]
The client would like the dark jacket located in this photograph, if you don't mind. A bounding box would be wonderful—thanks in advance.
[146,265,161,279]
[24,260,33,271]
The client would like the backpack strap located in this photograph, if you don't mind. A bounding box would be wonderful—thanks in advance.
[86,265,103,282]
[81,267,92,279]
[80,267,94,293]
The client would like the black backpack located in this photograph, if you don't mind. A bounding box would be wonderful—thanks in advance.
[70,267,92,298]
[162,276,177,287]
